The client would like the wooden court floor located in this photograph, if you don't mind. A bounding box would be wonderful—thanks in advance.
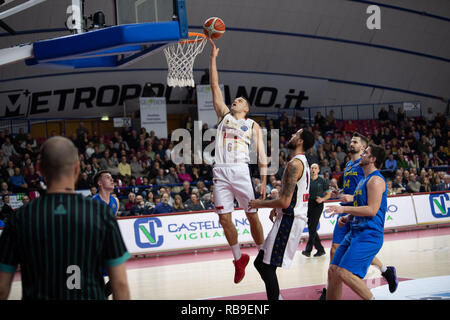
[8,225,450,300]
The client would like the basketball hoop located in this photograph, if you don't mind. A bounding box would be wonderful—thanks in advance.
[164,32,207,87]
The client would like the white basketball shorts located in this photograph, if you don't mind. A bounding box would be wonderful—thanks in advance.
[212,164,257,214]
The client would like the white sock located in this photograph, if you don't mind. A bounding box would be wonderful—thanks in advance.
[325,280,328,289]
[380,265,387,273]
[231,244,241,261]
[278,294,284,300]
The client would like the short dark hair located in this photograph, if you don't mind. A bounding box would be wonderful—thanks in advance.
[369,144,386,169]
[239,96,251,109]
[300,129,315,151]
[94,170,111,188]
[353,132,369,147]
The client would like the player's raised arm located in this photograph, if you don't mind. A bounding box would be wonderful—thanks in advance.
[252,122,268,200]
[209,39,229,122]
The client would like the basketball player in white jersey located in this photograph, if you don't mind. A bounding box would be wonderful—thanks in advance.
[249,128,315,300]
[209,39,268,284]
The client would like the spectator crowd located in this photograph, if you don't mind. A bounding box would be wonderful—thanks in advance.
[1,105,449,225]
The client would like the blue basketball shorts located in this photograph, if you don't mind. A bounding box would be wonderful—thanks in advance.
[330,228,383,279]
[332,213,351,244]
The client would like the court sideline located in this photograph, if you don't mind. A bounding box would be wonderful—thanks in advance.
[7,225,450,300]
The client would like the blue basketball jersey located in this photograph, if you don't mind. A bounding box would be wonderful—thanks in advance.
[351,170,387,232]
[92,194,119,216]
[332,158,365,244]
[341,158,365,205]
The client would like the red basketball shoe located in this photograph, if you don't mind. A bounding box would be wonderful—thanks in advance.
[233,253,250,284]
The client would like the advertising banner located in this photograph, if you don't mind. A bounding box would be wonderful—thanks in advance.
[413,192,450,224]
[316,195,418,237]
[383,195,418,228]
[115,194,425,255]
[118,209,272,255]
[0,70,328,119]
[140,97,168,139]
[1,194,446,254]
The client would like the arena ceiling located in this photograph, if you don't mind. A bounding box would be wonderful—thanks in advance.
[0,0,449,119]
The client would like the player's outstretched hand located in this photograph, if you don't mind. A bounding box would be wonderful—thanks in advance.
[209,38,219,58]
[269,208,277,223]
[248,199,263,210]
[338,215,348,227]
[339,194,353,203]
[324,205,344,216]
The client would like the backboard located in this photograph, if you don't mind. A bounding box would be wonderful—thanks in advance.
[0,0,189,69]
[115,0,174,25]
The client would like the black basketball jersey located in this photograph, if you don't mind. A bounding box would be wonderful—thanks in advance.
[0,193,129,300]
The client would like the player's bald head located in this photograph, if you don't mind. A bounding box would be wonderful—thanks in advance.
[41,136,79,183]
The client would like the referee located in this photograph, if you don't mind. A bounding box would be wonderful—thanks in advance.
[302,163,330,257]
[0,136,130,300]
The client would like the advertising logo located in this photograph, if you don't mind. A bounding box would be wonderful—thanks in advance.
[429,193,450,219]
[0,90,28,117]
[386,204,398,222]
[134,217,164,248]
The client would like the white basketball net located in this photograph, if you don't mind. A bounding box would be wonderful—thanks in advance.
[164,34,207,87]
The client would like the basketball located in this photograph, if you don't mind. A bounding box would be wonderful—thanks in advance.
[203,17,225,40]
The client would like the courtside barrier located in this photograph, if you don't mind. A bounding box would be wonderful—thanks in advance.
[113,191,449,255]
[0,192,448,254]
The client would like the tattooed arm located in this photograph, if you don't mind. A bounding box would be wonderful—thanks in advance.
[249,158,304,209]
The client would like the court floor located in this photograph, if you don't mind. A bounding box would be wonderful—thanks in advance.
[8,225,450,300]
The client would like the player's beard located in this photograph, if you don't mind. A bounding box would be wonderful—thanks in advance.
[360,158,369,167]
[349,147,359,154]
[286,138,297,150]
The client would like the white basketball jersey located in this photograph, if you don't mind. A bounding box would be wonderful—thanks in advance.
[262,153,310,269]
[214,113,254,164]
[277,154,310,219]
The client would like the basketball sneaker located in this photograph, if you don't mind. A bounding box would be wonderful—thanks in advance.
[314,250,326,257]
[233,253,250,284]
[318,288,327,300]
[381,266,398,293]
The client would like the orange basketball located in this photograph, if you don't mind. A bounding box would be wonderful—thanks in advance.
[203,17,225,40]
